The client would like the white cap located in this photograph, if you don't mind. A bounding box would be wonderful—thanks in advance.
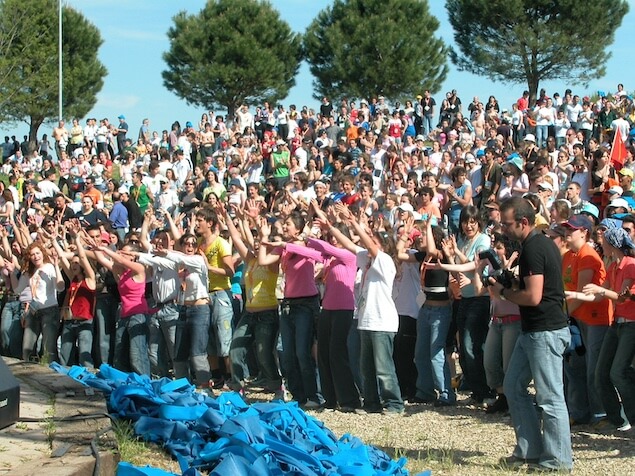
[397,203,414,213]
[538,181,553,191]
[608,185,624,195]
[524,133,536,143]
[609,198,630,209]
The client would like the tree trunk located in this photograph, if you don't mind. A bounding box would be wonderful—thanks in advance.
[527,74,539,108]
[29,116,43,144]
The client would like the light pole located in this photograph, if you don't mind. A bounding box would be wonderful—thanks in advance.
[58,0,62,122]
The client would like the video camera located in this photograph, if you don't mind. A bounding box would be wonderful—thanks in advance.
[478,249,515,289]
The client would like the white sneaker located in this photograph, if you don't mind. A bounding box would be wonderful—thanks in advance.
[617,422,632,432]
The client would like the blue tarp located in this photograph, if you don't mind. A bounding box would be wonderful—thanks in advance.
[52,363,430,476]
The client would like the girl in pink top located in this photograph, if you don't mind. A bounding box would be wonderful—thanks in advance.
[94,242,150,376]
[259,211,321,408]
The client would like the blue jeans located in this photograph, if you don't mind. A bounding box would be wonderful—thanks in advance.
[484,318,522,390]
[564,322,608,422]
[423,115,434,137]
[536,124,548,148]
[415,303,454,403]
[93,295,119,367]
[60,319,94,368]
[457,296,492,400]
[279,296,319,403]
[609,321,635,425]
[148,302,179,377]
[22,305,60,363]
[174,304,211,386]
[1,300,24,358]
[208,290,233,357]
[359,330,404,412]
[115,313,150,376]
[230,309,280,391]
[504,327,572,471]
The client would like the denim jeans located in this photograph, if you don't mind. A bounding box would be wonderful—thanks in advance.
[60,319,94,368]
[415,303,454,403]
[536,124,548,148]
[22,305,60,363]
[457,296,492,400]
[114,313,150,376]
[609,321,635,425]
[230,308,280,391]
[174,304,211,386]
[359,330,404,412]
[504,327,572,471]
[1,300,24,358]
[317,309,360,409]
[279,296,319,404]
[423,115,434,137]
[484,319,522,390]
[148,302,179,377]
[564,322,608,422]
[595,325,630,427]
[208,290,234,357]
[93,295,119,367]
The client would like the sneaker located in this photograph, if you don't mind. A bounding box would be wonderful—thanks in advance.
[302,400,323,410]
[617,422,632,432]
[499,455,538,469]
[485,395,508,414]
[382,407,405,415]
[527,462,572,473]
[434,398,456,407]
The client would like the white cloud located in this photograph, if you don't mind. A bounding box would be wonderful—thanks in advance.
[96,93,140,110]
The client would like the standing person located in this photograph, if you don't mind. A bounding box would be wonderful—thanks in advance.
[53,230,96,368]
[52,121,69,162]
[116,115,129,157]
[561,215,612,426]
[495,196,572,473]
[93,242,151,376]
[11,242,65,363]
[221,209,283,398]
[258,211,321,409]
[158,234,212,388]
[339,206,405,415]
[195,207,235,388]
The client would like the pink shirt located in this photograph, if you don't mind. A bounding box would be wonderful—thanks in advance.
[277,243,320,299]
[119,269,150,318]
[306,238,356,310]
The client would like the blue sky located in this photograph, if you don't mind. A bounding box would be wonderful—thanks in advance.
[26,0,635,139]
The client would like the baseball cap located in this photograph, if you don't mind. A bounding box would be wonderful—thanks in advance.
[100,231,111,244]
[118,114,125,120]
[524,133,536,143]
[415,135,425,142]
[465,153,476,164]
[580,202,600,220]
[618,168,634,178]
[608,198,630,209]
[538,182,553,191]
[484,202,500,211]
[543,224,567,239]
[608,185,624,195]
[397,203,414,213]
[562,215,593,232]
[276,139,286,146]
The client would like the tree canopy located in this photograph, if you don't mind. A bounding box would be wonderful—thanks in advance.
[304,0,447,102]
[0,0,106,142]
[162,0,302,118]
[446,0,629,103]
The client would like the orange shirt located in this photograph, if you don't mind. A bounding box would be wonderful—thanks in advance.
[83,187,103,207]
[562,243,612,325]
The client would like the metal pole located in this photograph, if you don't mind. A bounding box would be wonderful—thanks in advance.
[58,0,62,122]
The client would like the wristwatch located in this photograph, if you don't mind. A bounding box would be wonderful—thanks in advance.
[499,288,507,301]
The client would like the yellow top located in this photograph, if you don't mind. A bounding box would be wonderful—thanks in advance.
[244,258,279,311]
[201,236,232,291]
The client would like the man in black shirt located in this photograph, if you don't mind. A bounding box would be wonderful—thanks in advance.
[494,197,572,472]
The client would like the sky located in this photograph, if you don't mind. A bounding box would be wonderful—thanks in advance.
[13,0,635,139]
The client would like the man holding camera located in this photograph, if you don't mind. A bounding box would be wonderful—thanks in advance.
[494,197,572,473]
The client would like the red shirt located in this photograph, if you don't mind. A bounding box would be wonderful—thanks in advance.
[67,279,96,321]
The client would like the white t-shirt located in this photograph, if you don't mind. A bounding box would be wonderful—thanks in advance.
[356,249,399,332]
[17,263,59,309]
[392,250,421,319]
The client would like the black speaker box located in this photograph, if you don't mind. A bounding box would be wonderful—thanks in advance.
[0,357,20,429]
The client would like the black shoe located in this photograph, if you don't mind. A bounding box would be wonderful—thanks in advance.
[499,455,539,469]
[434,398,456,407]
[485,394,508,414]
[412,396,436,404]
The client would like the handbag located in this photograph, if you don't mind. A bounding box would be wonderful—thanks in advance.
[61,280,81,321]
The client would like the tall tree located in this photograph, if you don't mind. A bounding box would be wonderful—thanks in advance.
[0,0,106,142]
[446,0,629,103]
[162,0,302,119]
[303,0,447,102]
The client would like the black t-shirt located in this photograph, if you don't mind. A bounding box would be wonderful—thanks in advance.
[518,231,567,332]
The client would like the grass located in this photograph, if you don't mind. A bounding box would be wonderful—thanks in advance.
[42,400,56,451]
[111,419,154,466]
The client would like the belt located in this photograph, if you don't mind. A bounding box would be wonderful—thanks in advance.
[615,317,635,324]
[63,317,93,323]
[184,298,210,306]
[492,314,521,325]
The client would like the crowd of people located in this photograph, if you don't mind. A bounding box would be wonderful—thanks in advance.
[3,84,635,472]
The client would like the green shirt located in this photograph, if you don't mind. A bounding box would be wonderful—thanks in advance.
[272,150,290,178]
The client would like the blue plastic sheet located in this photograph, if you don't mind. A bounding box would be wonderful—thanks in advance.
[52,363,430,476]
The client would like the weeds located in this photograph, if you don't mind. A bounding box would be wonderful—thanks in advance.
[112,419,151,465]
